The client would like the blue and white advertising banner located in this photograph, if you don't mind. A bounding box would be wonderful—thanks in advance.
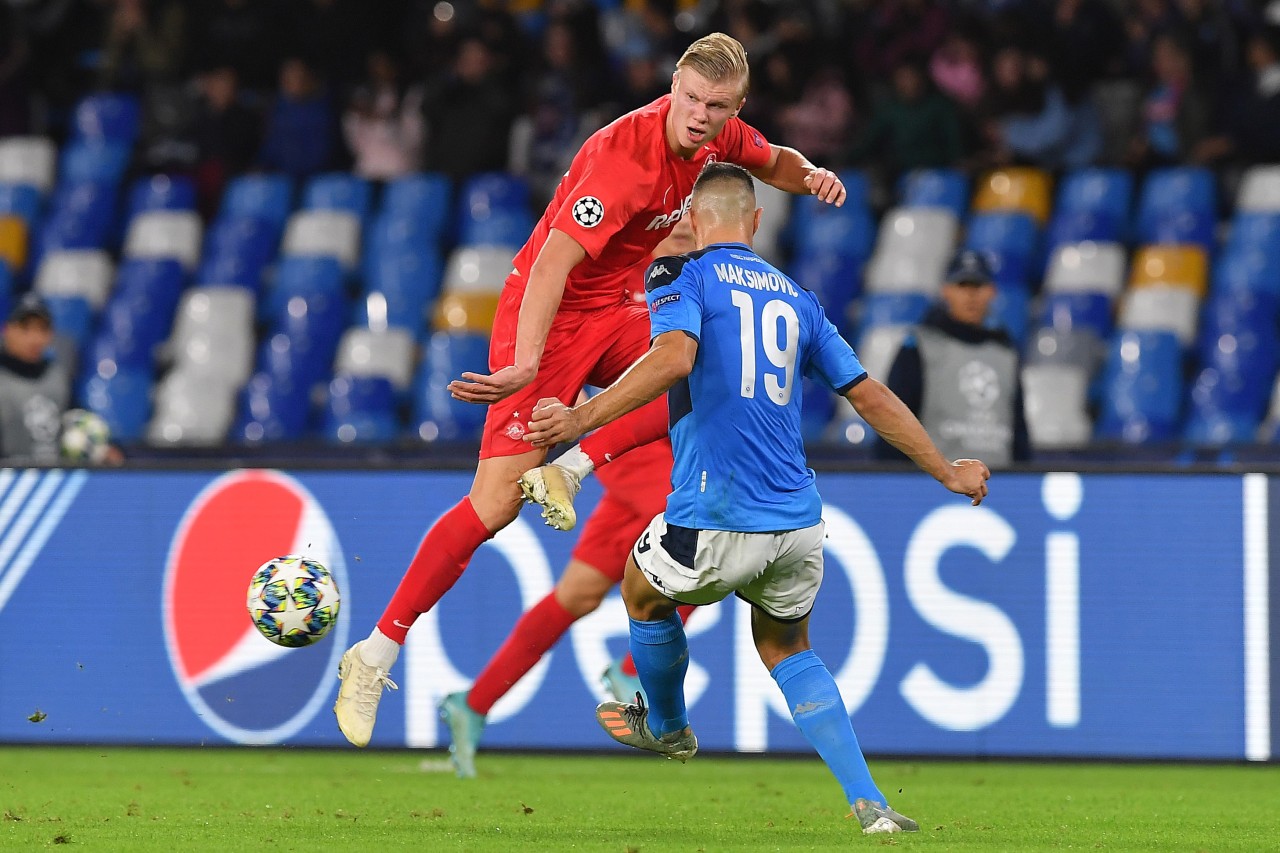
[0,468,1270,760]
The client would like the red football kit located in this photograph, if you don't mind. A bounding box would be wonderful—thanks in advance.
[481,94,772,458]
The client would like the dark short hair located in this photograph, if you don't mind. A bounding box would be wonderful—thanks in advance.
[693,161,756,200]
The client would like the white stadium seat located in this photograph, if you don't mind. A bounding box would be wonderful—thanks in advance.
[334,327,416,389]
[1118,285,1200,346]
[1044,241,1127,297]
[442,246,516,294]
[854,324,911,382]
[753,180,789,265]
[147,368,238,446]
[1022,363,1093,448]
[124,210,202,269]
[282,210,361,269]
[167,286,255,384]
[0,137,56,192]
[875,207,958,263]
[1237,164,1280,212]
[863,250,948,295]
[35,250,114,308]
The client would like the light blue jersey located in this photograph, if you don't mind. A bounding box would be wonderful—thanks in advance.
[644,242,867,532]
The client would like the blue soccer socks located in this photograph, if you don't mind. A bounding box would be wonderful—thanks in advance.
[771,649,885,806]
[627,613,690,736]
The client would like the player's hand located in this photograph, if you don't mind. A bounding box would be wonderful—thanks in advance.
[523,397,584,448]
[448,364,536,404]
[943,458,991,506]
[803,168,845,207]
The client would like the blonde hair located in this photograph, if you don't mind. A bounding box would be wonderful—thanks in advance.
[676,32,749,94]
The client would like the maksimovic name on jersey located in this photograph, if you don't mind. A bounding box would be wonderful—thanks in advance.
[712,263,799,297]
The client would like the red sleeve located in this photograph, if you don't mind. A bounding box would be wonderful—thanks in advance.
[717,116,772,171]
[550,158,654,260]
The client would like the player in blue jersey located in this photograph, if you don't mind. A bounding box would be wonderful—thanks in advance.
[523,162,990,835]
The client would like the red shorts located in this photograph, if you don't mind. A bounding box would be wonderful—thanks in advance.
[571,438,673,581]
[480,280,652,459]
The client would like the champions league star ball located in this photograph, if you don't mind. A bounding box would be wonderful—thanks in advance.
[60,409,112,463]
[247,556,341,648]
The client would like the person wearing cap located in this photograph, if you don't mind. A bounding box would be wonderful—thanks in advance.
[0,294,70,463]
[875,249,1030,465]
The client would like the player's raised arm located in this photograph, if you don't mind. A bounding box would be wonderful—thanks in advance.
[751,145,846,207]
[845,377,991,505]
[448,229,586,404]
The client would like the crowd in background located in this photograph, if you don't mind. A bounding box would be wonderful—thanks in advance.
[2,0,1280,212]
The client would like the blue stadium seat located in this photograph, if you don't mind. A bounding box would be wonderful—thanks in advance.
[789,203,876,315]
[1225,211,1280,255]
[0,183,42,228]
[1055,168,1132,227]
[382,173,451,238]
[361,246,443,332]
[303,173,373,220]
[1044,210,1124,252]
[1183,404,1259,446]
[72,93,141,144]
[989,284,1030,345]
[1135,167,1216,250]
[412,331,490,441]
[264,255,345,318]
[58,141,130,186]
[965,211,1040,267]
[1039,292,1113,339]
[44,294,95,346]
[1212,248,1280,298]
[898,169,969,219]
[456,172,533,247]
[0,264,12,320]
[1097,330,1185,443]
[1184,291,1278,444]
[858,292,930,332]
[791,251,863,320]
[257,332,328,393]
[232,371,311,442]
[219,174,293,232]
[325,375,399,443]
[988,251,1031,288]
[785,171,870,250]
[37,182,117,254]
[365,211,440,259]
[79,364,153,442]
[259,289,348,391]
[127,174,196,218]
[97,259,186,367]
[197,217,278,292]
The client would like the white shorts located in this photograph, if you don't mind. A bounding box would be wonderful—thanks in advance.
[630,513,825,622]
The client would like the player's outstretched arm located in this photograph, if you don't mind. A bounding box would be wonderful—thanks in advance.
[525,331,698,447]
[750,145,845,207]
[846,377,991,506]
[449,230,586,404]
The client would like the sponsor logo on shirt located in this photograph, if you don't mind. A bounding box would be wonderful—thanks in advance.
[646,191,692,231]
[651,292,681,312]
[648,264,670,280]
[571,196,605,228]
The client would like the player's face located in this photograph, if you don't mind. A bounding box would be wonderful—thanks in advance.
[667,68,747,157]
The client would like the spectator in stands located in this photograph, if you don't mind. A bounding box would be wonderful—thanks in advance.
[852,0,950,83]
[97,0,186,92]
[775,67,855,167]
[257,57,339,180]
[421,37,515,182]
[342,50,424,181]
[192,66,262,215]
[930,27,986,111]
[877,250,1030,466]
[845,59,963,178]
[1128,32,1210,167]
[188,0,283,91]
[981,44,1101,169]
[1195,28,1280,165]
[509,80,590,211]
[0,295,69,465]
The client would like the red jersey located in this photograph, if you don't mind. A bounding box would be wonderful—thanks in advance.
[509,95,772,311]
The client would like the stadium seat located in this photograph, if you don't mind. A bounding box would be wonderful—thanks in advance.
[303,173,373,220]
[167,286,256,385]
[1128,245,1208,297]
[334,326,416,389]
[126,174,196,217]
[792,201,876,260]
[232,372,310,443]
[123,210,202,270]
[257,326,337,393]
[898,168,969,219]
[1039,291,1113,339]
[972,168,1052,224]
[1043,242,1127,297]
[457,172,534,247]
[989,283,1029,345]
[58,141,130,186]
[1135,167,1216,250]
[1053,168,1132,227]
[263,255,345,318]
[0,183,43,228]
[1118,285,1200,346]
[432,291,502,334]
[753,180,790,264]
[1183,403,1259,446]
[442,246,516,294]
[72,93,141,144]
[363,246,444,331]
[824,399,880,448]
[1044,209,1125,251]
[148,367,238,446]
[37,182,118,254]
[79,363,153,442]
[197,217,278,292]
[0,137,56,192]
[1212,248,1280,298]
[875,207,958,264]
[1225,211,1280,254]
[863,251,948,296]
[1236,164,1280,212]
[964,211,1040,274]
[1026,326,1107,373]
[1022,363,1093,448]
[36,249,114,308]
[1097,330,1185,443]
[43,294,95,347]
[324,375,399,443]
[282,210,361,269]
[786,171,870,246]
[857,293,930,333]
[219,174,293,232]
[790,250,864,319]
[110,257,186,334]
[0,215,27,273]
[412,331,491,441]
[382,172,452,238]
[855,324,911,381]
[0,264,12,320]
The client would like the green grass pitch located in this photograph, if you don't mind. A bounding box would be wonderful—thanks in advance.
[2,747,1277,851]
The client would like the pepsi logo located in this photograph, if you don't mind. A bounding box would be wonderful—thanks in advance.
[163,470,349,744]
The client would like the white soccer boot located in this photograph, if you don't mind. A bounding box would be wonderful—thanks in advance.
[850,798,920,834]
[519,463,582,531]
[334,643,398,747]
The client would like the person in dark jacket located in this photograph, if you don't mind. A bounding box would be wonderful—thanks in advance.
[0,295,68,463]
[877,250,1030,465]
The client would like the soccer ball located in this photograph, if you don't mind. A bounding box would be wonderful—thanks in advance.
[60,409,111,463]
[246,556,341,648]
